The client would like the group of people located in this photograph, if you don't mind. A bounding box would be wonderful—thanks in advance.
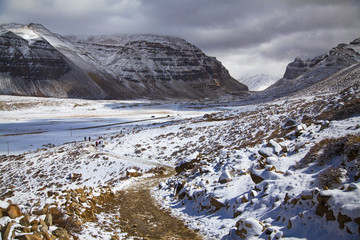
[84,136,104,147]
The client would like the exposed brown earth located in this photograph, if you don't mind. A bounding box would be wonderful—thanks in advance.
[100,168,204,240]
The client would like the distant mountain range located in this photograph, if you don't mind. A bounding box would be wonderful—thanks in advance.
[0,23,359,101]
[238,74,277,91]
[0,23,247,100]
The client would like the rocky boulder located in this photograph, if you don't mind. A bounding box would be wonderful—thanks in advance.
[6,204,21,219]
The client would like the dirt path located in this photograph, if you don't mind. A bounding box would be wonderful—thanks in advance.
[99,169,204,240]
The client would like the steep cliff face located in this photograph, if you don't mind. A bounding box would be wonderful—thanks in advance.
[0,29,70,81]
[68,34,247,98]
[0,23,247,100]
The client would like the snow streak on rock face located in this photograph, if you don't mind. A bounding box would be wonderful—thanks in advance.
[0,29,70,81]
[67,33,248,99]
[0,23,247,100]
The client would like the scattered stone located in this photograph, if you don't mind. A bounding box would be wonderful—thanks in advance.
[210,197,225,211]
[52,227,68,238]
[283,119,299,129]
[295,124,305,137]
[300,190,313,200]
[41,231,52,240]
[338,212,352,229]
[81,208,97,222]
[235,217,265,239]
[250,172,264,184]
[39,219,48,232]
[45,214,52,227]
[287,219,292,229]
[20,215,30,227]
[268,139,282,155]
[126,169,141,177]
[3,222,13,240]
[6,204,22,219]
[259,147,275,158]
[0,207,6,217]
[316,194,336,221]
[219,170,232,184]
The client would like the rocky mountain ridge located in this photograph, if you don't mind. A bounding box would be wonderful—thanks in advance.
[0,23,247,99]
[255,37,360,100]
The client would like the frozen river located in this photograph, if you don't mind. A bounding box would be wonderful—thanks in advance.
[0,96,217,155]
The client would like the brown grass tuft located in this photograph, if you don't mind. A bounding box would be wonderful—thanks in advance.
[49,207,82,234]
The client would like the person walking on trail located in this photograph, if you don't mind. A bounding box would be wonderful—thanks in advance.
[89,137,91,141]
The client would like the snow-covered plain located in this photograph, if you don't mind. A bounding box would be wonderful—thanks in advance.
[0,95,216,155]
[0,85,359,239]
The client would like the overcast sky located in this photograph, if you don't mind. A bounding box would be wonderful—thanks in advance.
[1,0,359,79]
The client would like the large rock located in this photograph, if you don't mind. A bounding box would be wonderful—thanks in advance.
[3,222,13,240]
[52,227,68,238]
[20,215,30,227]
[210,197,225,211]
[219,170,233,183]
[6,204,21,219]
[234,217,265,239]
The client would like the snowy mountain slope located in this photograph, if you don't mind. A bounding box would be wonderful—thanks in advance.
[238,74,277,91]
[66,33,248,99]
[0,23,247,100]
[254,38,360,101]
[0,60,359,239]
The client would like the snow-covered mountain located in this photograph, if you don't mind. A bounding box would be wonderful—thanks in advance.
[254,38,360,101]
[0,23,248,99]
[238,74,277,91]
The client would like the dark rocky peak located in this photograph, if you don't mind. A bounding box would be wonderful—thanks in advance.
[283,37,360,80]
[283,55,327,79]
[0,23,70,81]
[350,38,360,45]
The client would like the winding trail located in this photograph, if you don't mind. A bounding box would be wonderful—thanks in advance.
[100,168,204,240]
[89,147,204,239]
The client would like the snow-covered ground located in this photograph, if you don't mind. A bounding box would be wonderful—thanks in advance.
[0,95,216,155]
[0,86,359,240]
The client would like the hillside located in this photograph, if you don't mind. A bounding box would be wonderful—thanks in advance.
[0,23,247,100]
[253,38,360,101]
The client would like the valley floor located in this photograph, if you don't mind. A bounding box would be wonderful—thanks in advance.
[0,88,359,239]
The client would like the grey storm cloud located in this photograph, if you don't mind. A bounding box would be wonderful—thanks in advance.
[1,0,359,79]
